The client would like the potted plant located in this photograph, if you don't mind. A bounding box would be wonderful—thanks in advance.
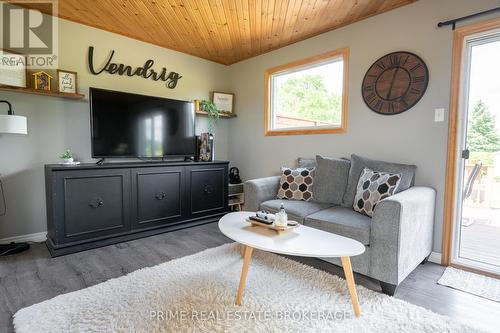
[59,150,74,164]
[199,100,220,161]
[200,100,220,134]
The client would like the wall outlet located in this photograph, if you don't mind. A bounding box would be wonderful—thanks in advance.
[434,108,445,122]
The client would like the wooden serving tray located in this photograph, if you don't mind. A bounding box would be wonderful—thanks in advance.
[245,218,299,234]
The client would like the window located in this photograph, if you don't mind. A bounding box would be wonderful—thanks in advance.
[265,48,349,136]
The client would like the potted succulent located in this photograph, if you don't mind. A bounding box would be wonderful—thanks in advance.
[59,150,74,164]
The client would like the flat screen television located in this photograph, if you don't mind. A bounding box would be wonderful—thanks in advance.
[90,88,196,158]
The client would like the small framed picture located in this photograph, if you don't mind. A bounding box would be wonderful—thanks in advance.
[0,49,28,88]
[212,92,234,114]
[57,69,78,94]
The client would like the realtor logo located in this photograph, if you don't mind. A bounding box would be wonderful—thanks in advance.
[1,1,58,68]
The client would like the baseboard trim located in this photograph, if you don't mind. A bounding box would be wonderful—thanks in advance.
[429,251,442,264]
[0,231,47,243]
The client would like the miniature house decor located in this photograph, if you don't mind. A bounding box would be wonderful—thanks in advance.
[32,71,53,91]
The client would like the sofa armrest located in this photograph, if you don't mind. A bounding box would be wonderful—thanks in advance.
[243,176,281,212]
[370,186,436,285]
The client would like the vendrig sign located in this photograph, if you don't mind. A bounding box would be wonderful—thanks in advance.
[87,46,182,89]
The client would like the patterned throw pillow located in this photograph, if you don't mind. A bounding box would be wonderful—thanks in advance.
[353,167,401,217]
[277,167,315,201]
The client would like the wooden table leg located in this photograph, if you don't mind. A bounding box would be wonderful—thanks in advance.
[341,256,361,317]
[240,243,245,257]
[235,245,253,306]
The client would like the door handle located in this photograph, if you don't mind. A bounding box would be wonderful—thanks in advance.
[203,184,214,195]
[155,192,167,200]
[89,198,104,208]
[462,149,470,159]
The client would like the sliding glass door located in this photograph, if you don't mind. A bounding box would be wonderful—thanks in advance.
[452,28,500,275]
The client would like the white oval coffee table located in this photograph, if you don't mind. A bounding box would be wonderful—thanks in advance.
[219,211,365,317]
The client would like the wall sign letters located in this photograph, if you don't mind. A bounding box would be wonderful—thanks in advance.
[87,46,182,89]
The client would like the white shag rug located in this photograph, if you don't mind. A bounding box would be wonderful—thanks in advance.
[438,267,500,302]
[14,243,483,333]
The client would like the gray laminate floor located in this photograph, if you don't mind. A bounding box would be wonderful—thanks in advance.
[1,222,499,332]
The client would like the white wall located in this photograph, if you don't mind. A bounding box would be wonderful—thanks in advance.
[0,18,231,238]
[226,0,500,253]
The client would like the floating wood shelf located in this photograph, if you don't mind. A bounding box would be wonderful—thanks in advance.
[0,86,85,100]
[195,110,236,118]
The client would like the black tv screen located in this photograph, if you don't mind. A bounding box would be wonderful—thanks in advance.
[90,88,196,158]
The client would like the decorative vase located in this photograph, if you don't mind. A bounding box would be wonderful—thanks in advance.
[199,133,214,161]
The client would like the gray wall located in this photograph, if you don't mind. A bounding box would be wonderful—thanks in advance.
[227,0,500,253]
[0,18,231,238]
[3,0,500,254]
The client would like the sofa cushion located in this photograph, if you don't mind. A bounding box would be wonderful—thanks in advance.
[313,155,351,205]
[260,199,333,223]
[277,167,315,201]
[304,206,371,245]
[353,168,401,217]
[342,154,416,208]
[297,157,317,168]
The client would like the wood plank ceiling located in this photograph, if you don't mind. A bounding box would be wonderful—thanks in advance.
[26,0,417,65]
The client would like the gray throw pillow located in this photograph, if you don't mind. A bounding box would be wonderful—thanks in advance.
[297,157,316,168]
[342,154,416,208]
[312,155,351,205]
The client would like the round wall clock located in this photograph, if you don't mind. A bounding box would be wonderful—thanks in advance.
[361,51,428,115]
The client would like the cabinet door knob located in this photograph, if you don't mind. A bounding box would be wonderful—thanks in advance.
[89,198,104,209]
[155,192,167,200]
[203,184,214,195]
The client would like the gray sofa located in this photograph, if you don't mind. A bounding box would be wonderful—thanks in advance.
[243,154,436,295]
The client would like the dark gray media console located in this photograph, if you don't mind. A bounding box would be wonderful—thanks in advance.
[45,161,229,256]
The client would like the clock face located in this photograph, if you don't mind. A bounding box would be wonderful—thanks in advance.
[362,51,429,115]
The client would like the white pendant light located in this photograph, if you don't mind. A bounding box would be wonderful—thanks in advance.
[0,100,27,135]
